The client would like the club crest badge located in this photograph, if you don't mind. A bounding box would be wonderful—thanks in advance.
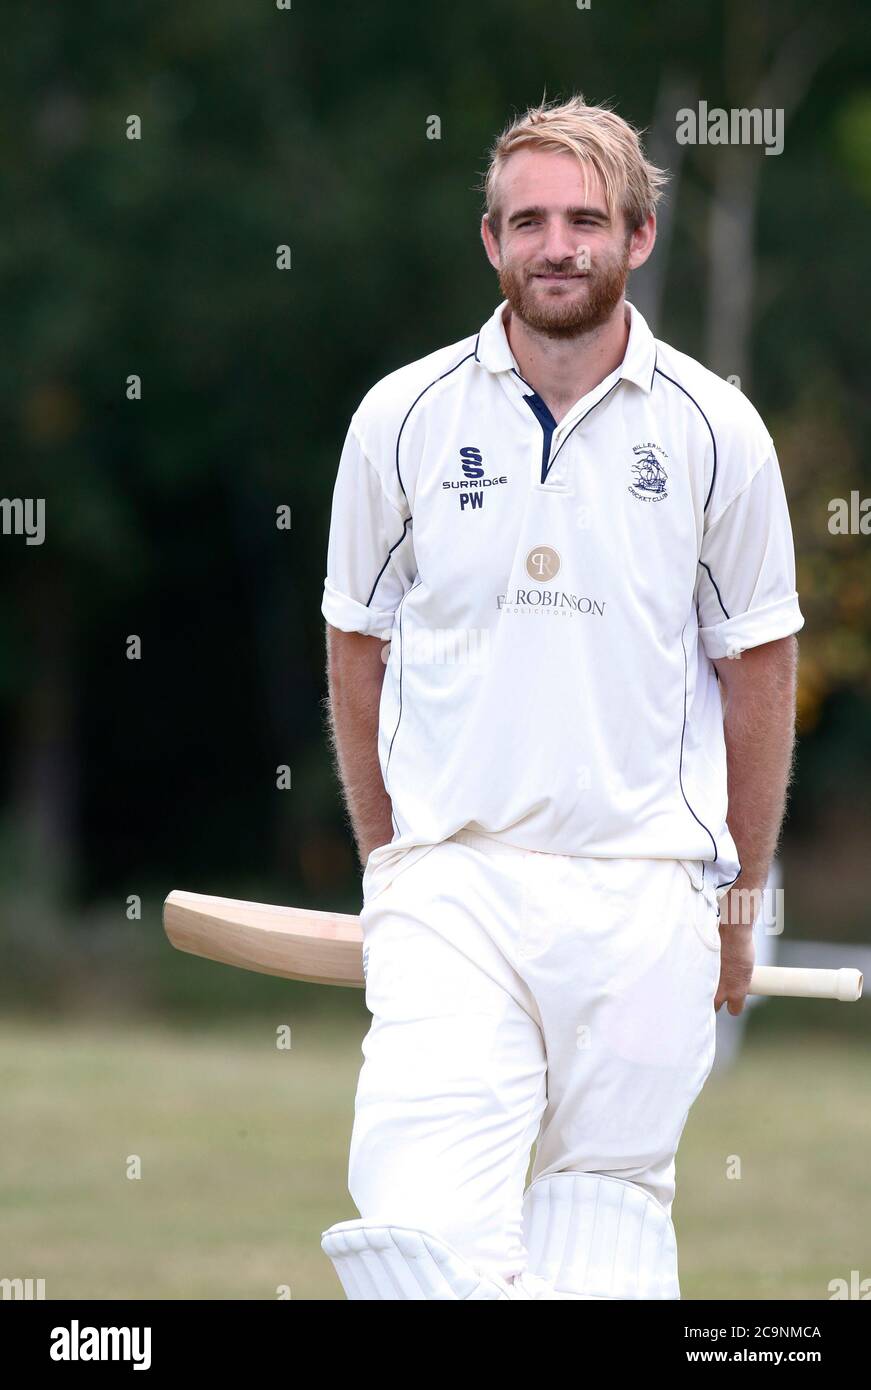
[628,443,669,502]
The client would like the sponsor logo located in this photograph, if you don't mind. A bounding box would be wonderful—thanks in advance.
[442,446,508,511]
[459,445,484,479]
[526,545,560,581]
[498,541,604,618]
[497,590,606,617]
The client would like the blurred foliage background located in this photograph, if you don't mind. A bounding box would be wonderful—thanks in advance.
[0,0,869,1303]
[0,1,868,994]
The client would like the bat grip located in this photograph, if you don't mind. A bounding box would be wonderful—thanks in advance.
[748,965,864,1002]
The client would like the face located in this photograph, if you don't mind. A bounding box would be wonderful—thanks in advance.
[481,148,655,339]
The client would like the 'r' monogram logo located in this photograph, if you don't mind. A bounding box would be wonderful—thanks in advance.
[526,545,561,582]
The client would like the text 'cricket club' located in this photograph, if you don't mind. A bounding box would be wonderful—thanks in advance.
[628,442,670,502]
[498,545,606,617]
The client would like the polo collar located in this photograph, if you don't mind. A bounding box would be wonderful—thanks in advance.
[474,297,657,394]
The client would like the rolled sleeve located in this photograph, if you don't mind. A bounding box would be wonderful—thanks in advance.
[321,577,399,638]
[697,446,804,660]
[321,420,414,638]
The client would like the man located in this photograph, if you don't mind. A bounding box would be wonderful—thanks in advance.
[319,95,803,1300]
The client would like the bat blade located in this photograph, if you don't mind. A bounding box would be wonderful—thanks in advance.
[164,891,863,1001]
[164,890,364,987]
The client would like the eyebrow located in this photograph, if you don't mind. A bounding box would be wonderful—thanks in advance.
[506,205,610,227]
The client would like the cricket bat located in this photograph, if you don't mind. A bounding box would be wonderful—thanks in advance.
[163,890,864,1001]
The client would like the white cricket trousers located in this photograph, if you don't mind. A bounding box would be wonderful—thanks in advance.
[350,828,722,1282]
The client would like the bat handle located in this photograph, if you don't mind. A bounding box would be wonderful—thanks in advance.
[748,965,864,1002]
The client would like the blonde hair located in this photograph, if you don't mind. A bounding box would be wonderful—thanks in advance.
[481,94,668,238]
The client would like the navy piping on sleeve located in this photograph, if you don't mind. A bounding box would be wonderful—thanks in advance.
[394,351,476,504]
[717,866,742,892]
[654,367,718,511]
[697,560,730,621]
[363,347,474,617]
[365,516,413,610]
[384,576,424,829]
[678,622,719,862]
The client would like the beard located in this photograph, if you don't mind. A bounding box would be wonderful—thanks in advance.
[498,241,630,340]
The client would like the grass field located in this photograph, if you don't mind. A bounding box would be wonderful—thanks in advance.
[1,1017,869,1300]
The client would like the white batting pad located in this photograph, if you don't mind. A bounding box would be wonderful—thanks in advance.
[522,1172,681,1299]
[322,1221,522,1300]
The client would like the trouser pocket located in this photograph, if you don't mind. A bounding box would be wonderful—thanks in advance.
[361,842,399,906]
[678,859,721,953]
[361,841,438,909]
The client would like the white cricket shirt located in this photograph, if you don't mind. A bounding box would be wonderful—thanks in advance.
[322,299,804,887]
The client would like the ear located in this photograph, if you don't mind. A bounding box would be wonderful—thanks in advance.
[627,212,657,272]
[481,213,501,270]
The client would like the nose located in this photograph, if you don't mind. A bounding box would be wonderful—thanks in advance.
[540,219,583,268]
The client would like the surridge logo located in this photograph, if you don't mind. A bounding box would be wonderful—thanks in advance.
[628,443,669,502]
[50,1320,152,1371]
[460,445,484,478]
[442,445,508,510]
